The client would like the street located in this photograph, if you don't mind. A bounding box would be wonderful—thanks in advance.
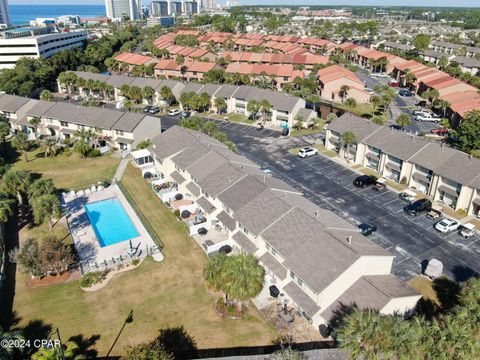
[161,115,480,282]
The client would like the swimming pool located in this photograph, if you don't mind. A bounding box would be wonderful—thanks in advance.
[84,198,139,247]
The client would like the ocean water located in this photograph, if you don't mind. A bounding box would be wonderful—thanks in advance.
[9,5,106,26]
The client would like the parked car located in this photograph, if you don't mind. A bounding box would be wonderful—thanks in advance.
[298,147,319,158]
[388,80,399,87]
[412,109,433,116]
[371,73,389,78]
[431,128,449,135]
[373,177,387,191]
[460,223,476,238]
[415,113,440,122]
[399,189,417,203]
[353,175,377,188]
[398,89,412,97]
[359,222,377,236]
[404,199,432,216]
[180,111,190,118]
[148,106,160,114]
[143,105,152,113]
[434,218,461,233]
[168,109,180,116]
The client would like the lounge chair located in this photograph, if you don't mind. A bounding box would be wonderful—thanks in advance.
[97,185,104,191]
[76,190,85,197]
[91,185,97,192]
[84,189,92,195]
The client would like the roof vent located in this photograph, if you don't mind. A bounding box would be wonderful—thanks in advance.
[315,210,319,217]
[346,235,352,244]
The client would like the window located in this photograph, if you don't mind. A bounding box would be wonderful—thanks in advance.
[60,121,69,127]
[239,224,249,235]
[116,130,124,136]
[290,271,303,287]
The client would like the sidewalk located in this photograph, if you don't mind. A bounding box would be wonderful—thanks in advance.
[113,157,130,183]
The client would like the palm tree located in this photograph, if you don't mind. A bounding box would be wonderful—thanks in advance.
[246,100,260,121]
[339,85,350,102]
[396,113,411,128]
[0,121,10,150]
[29,116,41,134]
[340,130,356,160]
[1,170,31,207]
[120,84,131,99]
[29,179,55,200]
[142,86,155,105]
[32,340,83,360]
[404,69,417,88]
[201,121,218,136]
[75,77,86,95]
[160,86,174,106]
[129,86,143,104]
[370,95,382,113]
[344,97,357,112]
[436,100,451,118]
[12,132,30,162]
[204,253,230,304]
[42,137,60,157]
[422,89,440,106]
[214,97,227,114]
[32,194,62,234]
[259,99,272,123]
[58,71,78,95]
[223,253,264,311]
[1,326,25,359]
[294,115,304,130]
[40,90,54,102]
[0,194,14,223]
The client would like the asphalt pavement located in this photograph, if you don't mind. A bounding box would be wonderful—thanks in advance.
[161,115,480,282]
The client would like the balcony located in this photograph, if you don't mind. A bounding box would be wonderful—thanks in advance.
[151,179,180,202]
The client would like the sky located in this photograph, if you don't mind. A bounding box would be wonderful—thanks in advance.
[8,0,480,7]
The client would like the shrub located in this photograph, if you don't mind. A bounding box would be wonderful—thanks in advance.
[173,209,181,219]
[80,271,104,287]
[136,140,151,150]
[87,148,101,158]
[132,259,140,266]
[227,304,236,314]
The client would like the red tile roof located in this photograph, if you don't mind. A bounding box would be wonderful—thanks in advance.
[115,52,156,66]
[317,64,364,86]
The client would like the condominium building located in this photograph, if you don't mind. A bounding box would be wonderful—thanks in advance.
[105,0,142,20]
[136,125,421,331]
[204,0,216,9]
[146,16,176,28]
[0,27,87,69]
[325,113,480,216]
[0,0,9,27]
[150,0,200,16]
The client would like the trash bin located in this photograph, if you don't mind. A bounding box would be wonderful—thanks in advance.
[269,285,280,298]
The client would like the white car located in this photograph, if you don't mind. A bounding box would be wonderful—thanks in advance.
[415,113,439,122]
[298,147,319,158]
[412,109,433,116]
[434,218,461,233]
[371,73,389,78]
[168,109,180,116]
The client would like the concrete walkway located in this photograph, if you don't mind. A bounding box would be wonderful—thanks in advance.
[113,157,129,183]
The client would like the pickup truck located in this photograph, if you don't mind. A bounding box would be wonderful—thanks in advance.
[415,113,440,122]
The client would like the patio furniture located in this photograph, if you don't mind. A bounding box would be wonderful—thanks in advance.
[91,185,97,192]
[97,185,104,191]
[85,189,92,195]
[76,190,85,197]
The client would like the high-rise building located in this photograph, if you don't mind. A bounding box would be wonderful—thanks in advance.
[105,0,142,20]
[151,0,200,17]
[0,0,10,27]
[204,0,216,9]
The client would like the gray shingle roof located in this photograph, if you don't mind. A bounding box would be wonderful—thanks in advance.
[232,231,258,253]
[129,77,162,89]
[217,211,236,232]
[198,84,221,96]
[234,190,292,236]
[180,82,204,94]
[321,275,419,324]
[214,84,240,98]
[20,99,55,117]
[185,182,200,197]
[327,113,382,142]
[217,175,268,212]
[186,150,228,182]
[0,94,31,113]
[105,74,135,88]
[170,170,186,184]
[196,196,216,214]
[421,50,448,59]
[112,112,148,132]
[451,56,480,68]
[262,208,390,293]
[171,144,212,170]
[259,252,287,280]
[283,281,320,318]
[295,108,316,120]
[198,162,245,197]
[232,85,302,113]
[72,71,109,82]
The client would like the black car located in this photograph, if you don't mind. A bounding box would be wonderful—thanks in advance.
[359,223,377,236]
[404,199,432,216]
[353,175,377,188]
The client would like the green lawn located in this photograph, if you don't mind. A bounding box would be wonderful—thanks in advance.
[12,164,277,356]
[10,146,120,191]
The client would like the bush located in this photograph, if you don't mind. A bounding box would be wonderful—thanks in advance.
[80,271,105,288]
[136,140,151,150]
[132,259,140,266]
[173,209,181,219]
[87,148,101,158]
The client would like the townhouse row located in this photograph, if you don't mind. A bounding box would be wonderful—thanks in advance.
[58,71,317,128]
[325,113,480,216]
[140,125,420,332]
[0,94,161,152]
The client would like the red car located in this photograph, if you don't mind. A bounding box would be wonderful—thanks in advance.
[388,80,399,87]
[431,128,449,135]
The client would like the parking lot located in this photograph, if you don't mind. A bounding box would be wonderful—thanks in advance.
[160,113,480,282]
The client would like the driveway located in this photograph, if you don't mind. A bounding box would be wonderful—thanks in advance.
[160,116,480,282]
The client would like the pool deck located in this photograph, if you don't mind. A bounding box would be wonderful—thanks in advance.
[65,184,158,272]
